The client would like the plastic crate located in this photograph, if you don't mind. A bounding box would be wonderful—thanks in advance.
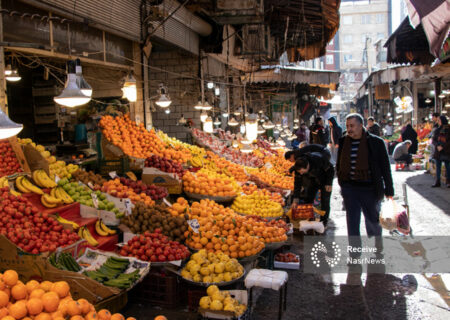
[131,271,179,307]
[98,158,129,176]
[188,287,207,312]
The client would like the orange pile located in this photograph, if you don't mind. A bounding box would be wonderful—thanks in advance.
[101,179,155,206]
[205,152,248,182]
[263,153,293,175]
[0,269,136,320]
[99,114,191,163]
[168,197,190,217]
[184,199,287,257]
[242,185,284,205]
[182,170,238,197]
[248,168,294,190]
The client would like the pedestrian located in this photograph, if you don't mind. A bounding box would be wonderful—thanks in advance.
[309,116,329,146]
[401,123,418,154]
[393,140,413,167]
[328,116,343,165]
[432,115,450,188]
[384,121,394,137]
[336,113,394,238]
[366,117,381,136]
[295,123,310,144]
[430,112,441,145]
[292,152,334,227]
[285,143,331,163]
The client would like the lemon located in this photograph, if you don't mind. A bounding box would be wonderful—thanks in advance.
[210,300,223,311]
[199,296,211,309]
[207,285,219,297]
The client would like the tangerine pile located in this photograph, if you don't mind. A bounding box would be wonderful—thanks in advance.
[184,199,286,257]
[0,269,135,320]
[101,179,155,206]
[263,154,293,175]
[248,168,294,190]
[99,115,191,163]
[205,152,248,182]
[168,197,190,217]
[182,169,238,197]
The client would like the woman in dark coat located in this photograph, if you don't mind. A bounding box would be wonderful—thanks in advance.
[401,123,418,154]
[328,116,342,164]
[432,115,450,188]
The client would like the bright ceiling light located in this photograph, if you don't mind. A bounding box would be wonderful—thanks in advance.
[263,121,275,129]
[213,117,221,125]
[155,84,172,108]
[425,98,431,104]
[194,101,204,110]
[228,117,239,126]
[203,101,212,111]
[207,81,214,89]
[0,109,23,139]
[75,59,92,97]
[165,108,170,114]
[5,69,21,82]
[54,60,90,107]
[200,111,208,122]
[122,73,137,102]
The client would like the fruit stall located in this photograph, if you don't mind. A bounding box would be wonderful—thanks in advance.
[0,113,313,320]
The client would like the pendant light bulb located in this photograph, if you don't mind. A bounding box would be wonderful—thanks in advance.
[200,111,208,122]
[75,60,92,97]
[228,117,239,126]
[203,101,212,111]
[122,73,137,102]
[0,109,23,138]
[155,83,172,108]
[5,69,21,82]
[4,64,12,76]
[54,60,90,107]
[207,81,214,89]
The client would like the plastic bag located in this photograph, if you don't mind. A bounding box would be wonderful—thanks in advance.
[380,199,410,235]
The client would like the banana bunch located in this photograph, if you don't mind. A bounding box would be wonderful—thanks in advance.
[0,177,21,196]
[33,170,57,188]
[41,193,63,208]
[15,176,44,195]
[50,186,74,204]
[55,213,79,229]
[95,219,117,236]
[78,226,99,246]
[190,155,204,167]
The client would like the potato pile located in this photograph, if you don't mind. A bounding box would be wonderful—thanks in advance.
[72,169,106,189]
[121,202,189,243]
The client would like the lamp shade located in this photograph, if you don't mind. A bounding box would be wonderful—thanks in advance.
[54,73,91,108]
[222,112,229,118]
[0,109,23,138]
[5,69,21,82]
[263,121,275,129]
[213,117,221,125]
[202,101,212,111]
[203,116,213,133]
[194,101,204,110]
[200,111,208,122]
[257,125,265,134]
[75,64,92,97]
[228,117,239,126]
[4,64,12,76]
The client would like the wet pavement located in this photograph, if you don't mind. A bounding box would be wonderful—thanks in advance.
[123,168,450,320]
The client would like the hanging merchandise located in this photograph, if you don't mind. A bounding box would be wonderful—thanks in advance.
[122,73,137,102]
[75,59,92,97]
[200,111,208,122]
[203,116,213,133]
[228,117,239,126]
[155,83,172,108]
[0,108,23,139]
[54,60,90,107]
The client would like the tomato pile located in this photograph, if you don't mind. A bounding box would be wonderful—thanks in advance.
[0,187,80,253]
[0,139,22,177]
[275,253,299,263]
[119,230,190,262]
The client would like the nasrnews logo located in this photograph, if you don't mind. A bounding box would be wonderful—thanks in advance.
[311,241,342,267]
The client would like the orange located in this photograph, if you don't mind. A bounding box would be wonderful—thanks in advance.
[126,318,136,320]
[110,314,125,320]
[1,316,15,320]
[8,301,27,319]
[85,311,98,320]
[97,309,111,320]
[30,289,45,299]
[3,270,18,287]
[26,298,44,315]
[0,307,9,318]
[0,280,5,291]
[11,283,27,300]
[35,313,53,320]
[0,292,8,308]
[76,299,90,315]
[51,310,64,319]
[26,280,40,294]
[40,281,53,292]
[53,317,65,320]
[51,281,70,298]
[66,300,81,316]
[42,291,60,313]
[154,316,168,320]
[70,314,84,320]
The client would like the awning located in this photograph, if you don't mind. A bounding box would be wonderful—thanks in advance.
[243,67,340,90]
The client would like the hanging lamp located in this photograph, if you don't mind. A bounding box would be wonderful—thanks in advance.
[263,121,275,129]
[213,117,221,125]
[257,125,265,134]
[200,111,208,122]
[5,69,21,82]
[207,81,214,89]
[75,59,92,97]
[155,83,172,108]
[165,109,171,114]
[54,60,90,107]
[203,116,213,133]
[203,101,212,111]
[4,64,12,76]
[194,101,204,110]
[228,117,239,126]
[122,73,137,102]
[0,109,23,139]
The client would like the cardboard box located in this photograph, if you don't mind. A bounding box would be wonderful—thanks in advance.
[141,167,182,194]
[9,137,31,173]
[199,290,248,320]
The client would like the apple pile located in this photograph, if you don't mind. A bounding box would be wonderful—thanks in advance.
[0,187,80,253]
[119,177,168,200]
[275,253,299,263]
[119,230,190,262]
[0,139,22,177]
[145,154,185,178]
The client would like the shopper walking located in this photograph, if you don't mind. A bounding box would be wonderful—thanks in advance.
[393,140,413,167]
[367,117,381,136]
[401,123,418,154]
[292,152,334,227]
[310,117,329,146]
[384,121,394,137]
[328,116,343,165]
[432,115,450,188]
[336,113,394,238]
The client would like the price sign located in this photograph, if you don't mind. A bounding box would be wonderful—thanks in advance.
[169,260,182,267]
[87,182,94,190]
[91,193,99,209]
[54,175,60,183]
[162,198,172,207]
[187,219,200,233]
[109,171,118,179]
[124,199,132,216]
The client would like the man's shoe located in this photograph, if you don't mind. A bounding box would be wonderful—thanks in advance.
[431,182,441,188]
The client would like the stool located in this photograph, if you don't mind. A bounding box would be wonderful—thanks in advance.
[245,269,288,320]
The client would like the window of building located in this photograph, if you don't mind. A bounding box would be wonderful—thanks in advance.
[326,54,334,65]
[329,39,334,45]
[361,14,371,24]
[377,32,385,40]
[344,54,353,63]
[343,16,352,25]
[376,14,385,24]
[343,34,353,44]
[361,34,370,43]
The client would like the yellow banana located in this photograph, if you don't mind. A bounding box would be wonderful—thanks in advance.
[50,188,57,198]
[99,219,116,235]
[41,193,62,205]
[95,220,109,236]
[15,176,30,193]
[10,189,21,196]
[32,171,45,188]
[78,227,84,238]
[21,177,44,195]
[37,170,57,188]
[82,227,99,246]
[55,214,79,229]
[41,195,57,208]
[0,177,8,188]
[56,187,74,204]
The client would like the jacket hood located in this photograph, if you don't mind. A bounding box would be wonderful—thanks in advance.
[328,116,338,127]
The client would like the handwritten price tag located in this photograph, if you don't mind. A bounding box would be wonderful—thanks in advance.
[187,219,200,233]
[124,199,132,216]
[91,193,99,209]
[87,182,94,190]
[109,171,118,179]
[54,175,60,183]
